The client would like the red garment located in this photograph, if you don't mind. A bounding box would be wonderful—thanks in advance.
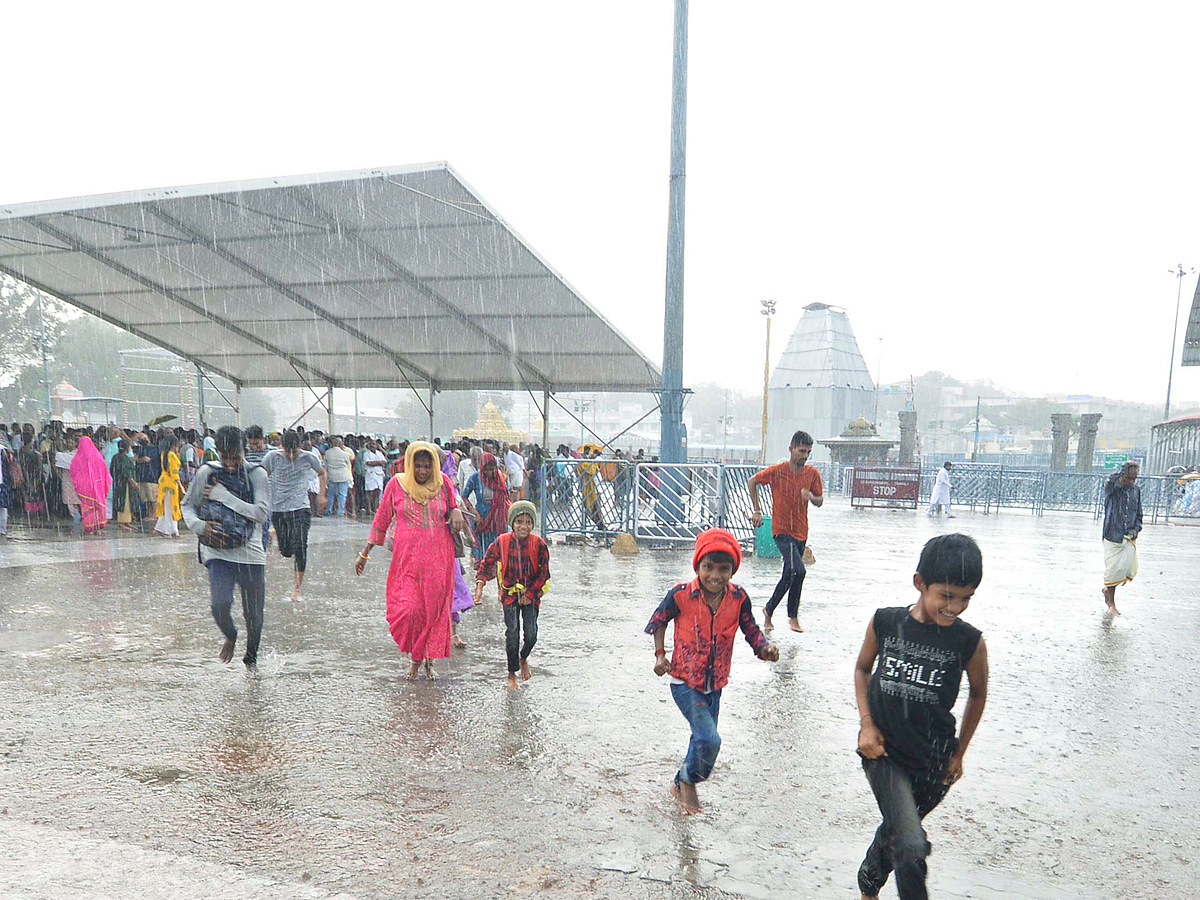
[647,579,767,692]
[369,476,457,662]
[475,532,551,606]
[751,462,823,541]
[477,452,510,536]
[692,528,742,573]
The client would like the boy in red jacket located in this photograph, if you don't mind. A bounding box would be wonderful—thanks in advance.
[645,528,779,813]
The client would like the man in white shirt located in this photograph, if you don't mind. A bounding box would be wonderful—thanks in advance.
[927,462,955,518]
[504,443,526,501]
[362,439,387,514]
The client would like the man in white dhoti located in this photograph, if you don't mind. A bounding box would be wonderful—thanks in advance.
[927,461,954,517]
[1101,461,1142,615]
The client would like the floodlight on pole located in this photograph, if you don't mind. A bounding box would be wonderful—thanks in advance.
[1164,263,1195,420]
[759,299,777,464]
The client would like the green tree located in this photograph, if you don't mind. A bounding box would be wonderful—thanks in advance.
[0,274,71,384]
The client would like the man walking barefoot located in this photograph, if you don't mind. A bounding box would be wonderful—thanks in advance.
[749,430,824,633]
[1101,461,1142,616]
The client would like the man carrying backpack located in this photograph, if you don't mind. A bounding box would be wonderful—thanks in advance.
[182,425,270,669]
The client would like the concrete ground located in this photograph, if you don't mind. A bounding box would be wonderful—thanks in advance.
[0,502,1196,899]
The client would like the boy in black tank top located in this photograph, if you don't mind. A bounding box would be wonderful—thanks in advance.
[853,534,989,900]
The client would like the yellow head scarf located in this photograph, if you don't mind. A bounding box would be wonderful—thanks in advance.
[397,441,445,505]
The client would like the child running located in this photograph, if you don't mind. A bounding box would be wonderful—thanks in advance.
[473,500,551,690]
[853,533,989,900]
[645,528,779,814]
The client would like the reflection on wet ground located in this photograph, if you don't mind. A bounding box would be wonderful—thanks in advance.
[0,508,1196,898]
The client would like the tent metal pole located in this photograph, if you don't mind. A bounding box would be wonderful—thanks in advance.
[235,385,242,428]
[428,385,436,440]
[197,365,206,433]
[543,387,551,450]
[327,384,335,435]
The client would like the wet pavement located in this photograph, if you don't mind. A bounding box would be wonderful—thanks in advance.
[1,504,1197,899]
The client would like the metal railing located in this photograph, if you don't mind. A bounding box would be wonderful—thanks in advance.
[916,463,1187,523]
[540,459,852,545]
[537,460,1195,545]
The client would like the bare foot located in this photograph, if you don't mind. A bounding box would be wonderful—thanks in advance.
[789,618,804,633]
[218,638,235,664]
[861,893,880,900]
[762,611,774,632]
[290,588,301,603]
[520,659,532,681]
[672,780,702,814]
[408,661,420,680]
[507,673,521,691]
[424,660,436,681]
[453,635,468,649]
[1102,588,1121,616]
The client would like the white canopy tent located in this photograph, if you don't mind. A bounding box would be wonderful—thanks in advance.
[0,163,660,437]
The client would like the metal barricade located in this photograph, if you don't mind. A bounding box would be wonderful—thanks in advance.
[540,458,634,538]
[632,462,726,544]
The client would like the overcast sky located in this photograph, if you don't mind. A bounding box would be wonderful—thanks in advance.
[5,2,1199,409]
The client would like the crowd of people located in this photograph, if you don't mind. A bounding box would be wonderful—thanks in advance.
[3,420,1154,900]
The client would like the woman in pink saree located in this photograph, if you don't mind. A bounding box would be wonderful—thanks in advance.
[354,441,473,680]
[70,436,112,534]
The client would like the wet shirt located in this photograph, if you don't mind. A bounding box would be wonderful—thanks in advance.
[363,450,387,490]
[475,533,551,606]
[644,581,769,693]
[260,449,322,512]
[867,606,982,777]
[324,447,354,483]
[1102,472,1143,543]
[751,462,823,541]
[135,442,161,483]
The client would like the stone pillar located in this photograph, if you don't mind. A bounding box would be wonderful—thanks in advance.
[1050,413,1072,471]
[1075,413,1102,472]
[898,411,919,466]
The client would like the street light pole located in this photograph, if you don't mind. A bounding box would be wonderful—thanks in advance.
[1165,263,1194,420]
[658,0,689,466]
[873,337,883,426]
[759,299,776,464]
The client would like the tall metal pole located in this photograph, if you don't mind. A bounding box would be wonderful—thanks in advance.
[1165,264,1192,420]
[38,290,52,425]
[873,338,883,426]
[542,387,551,451]
[196,365,206,433]
[354,388,360,435]
[722,388,729,460]
[972,396,981,462]
[428,385,435,441]
[759,299,775,464]
[659,0,688,466]
[327,384,335,435]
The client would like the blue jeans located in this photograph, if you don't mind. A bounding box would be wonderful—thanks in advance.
[325,480,349,516]
[765,534,807,619]
[670,682,723,784]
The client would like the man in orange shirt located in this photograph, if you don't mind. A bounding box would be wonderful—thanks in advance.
[749,430,824,633]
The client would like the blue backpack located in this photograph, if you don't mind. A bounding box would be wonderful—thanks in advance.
[197,463,258,550]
